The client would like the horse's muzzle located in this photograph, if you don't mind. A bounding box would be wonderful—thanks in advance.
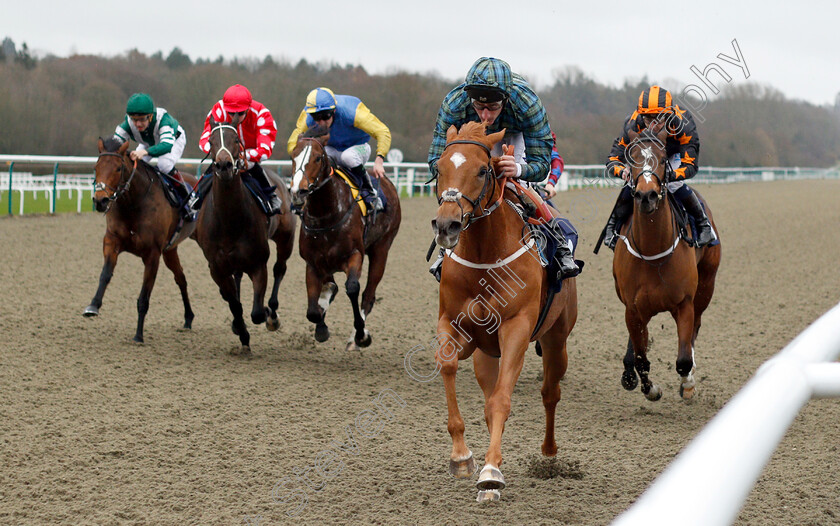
[93,197,110,213]
[291,189,307,207]
[634,190,659,214]
[432,217,462,249]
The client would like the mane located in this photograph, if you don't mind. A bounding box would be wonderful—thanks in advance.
[303,124,330,139]
[102,137,123,153]
[454,121,489,141]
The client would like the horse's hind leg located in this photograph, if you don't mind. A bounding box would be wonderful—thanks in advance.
[162,249,194,330]
[538,319,571,457]
[265,246,289,332]
[626,310,661,401]
[343,252,367,352]
[674,298,697,400]
[621,337,638,390]
[133,251,162,343]
[248,265,268,326]
[84,235,119,317]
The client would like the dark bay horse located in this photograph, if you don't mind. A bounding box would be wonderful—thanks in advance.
[194,121,296,353]
[289,129,401,352]
[432,122,578,501]
[613,127,721,401]
[85,137,198,343]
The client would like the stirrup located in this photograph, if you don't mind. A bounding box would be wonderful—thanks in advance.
[603,229,618,250]
[695,223,714,247]
[429,251,444,282]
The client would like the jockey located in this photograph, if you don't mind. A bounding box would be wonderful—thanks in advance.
[603,85,714,248]
[427,56,578,279]
[191,84,282,216]
[286,87,390,212]
[113,93,187,179]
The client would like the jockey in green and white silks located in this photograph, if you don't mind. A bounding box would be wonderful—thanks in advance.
[113,93,186,176]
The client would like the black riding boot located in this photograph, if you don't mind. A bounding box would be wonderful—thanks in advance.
[187,172,213,219]
[676,185,714,247]
[603,186,634,249]
[251,165,283,216]
[349,164,384,211]
[553,231,580,279]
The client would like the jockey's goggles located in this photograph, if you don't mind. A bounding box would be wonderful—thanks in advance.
[311,110,335,122]
[472,100,504,112]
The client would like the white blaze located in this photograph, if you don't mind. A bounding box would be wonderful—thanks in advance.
[450,152,467,169]
[292,144,312,192]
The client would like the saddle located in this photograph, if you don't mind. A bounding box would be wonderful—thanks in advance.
[334,167,389,218]
[155,167,192,209]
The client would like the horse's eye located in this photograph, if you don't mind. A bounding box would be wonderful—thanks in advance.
[478,167,489,177]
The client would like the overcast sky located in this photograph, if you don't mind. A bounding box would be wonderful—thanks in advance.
[3,0,839,106]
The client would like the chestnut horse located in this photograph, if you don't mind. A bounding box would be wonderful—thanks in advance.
[194,122,296,353]
[613,127,721,401]
[432,122,578,501]
[85,137,198,343]
[289,129,401,352]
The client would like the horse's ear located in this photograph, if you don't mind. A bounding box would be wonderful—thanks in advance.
[98,137,105,153]
[118,140,130,155]
[445,125,458,143]
[317,133,330,147]
[656,125,669,144]
[486,128,506,149]
[627,129,639,144]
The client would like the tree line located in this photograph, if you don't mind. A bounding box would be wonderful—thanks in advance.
[1,42,839,168]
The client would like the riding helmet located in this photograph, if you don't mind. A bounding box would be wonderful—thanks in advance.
[223,84,253,112]
[126,93,155,115]
[304,87,337,114]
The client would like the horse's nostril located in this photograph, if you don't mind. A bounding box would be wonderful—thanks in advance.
[445,221,462,237]
[431,219,438,231]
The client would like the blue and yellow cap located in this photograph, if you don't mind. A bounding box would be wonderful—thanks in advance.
[304,87,337,114]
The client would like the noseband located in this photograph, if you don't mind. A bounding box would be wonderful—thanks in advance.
[94,152,138,208]
[210,123,246,174]
[437,140,504,229]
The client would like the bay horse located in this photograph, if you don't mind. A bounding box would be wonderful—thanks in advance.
[194,121,297,354]
[613,127,721,401]
[289,128,401,352]
[85,137,198,343]
[432,122,578,501]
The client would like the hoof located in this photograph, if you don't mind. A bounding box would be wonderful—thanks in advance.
[265,316,280,332]
[132,336,144,344]
[314,324,330,342]
[230,345,251,356]
[449,452,477,479]
[476,464,505,491]
[355,330,372,348]
[83,305,99,317]
[345,341,361,352]
[476,489,501,502]
[680,384,696,401]
[645,384,663,402]
[621,370,638,391]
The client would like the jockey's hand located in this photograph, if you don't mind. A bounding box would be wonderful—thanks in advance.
[544,183,557,198]
[372,156,385,178]
[130,149,148,161]
[495,155,519,178]
[620,166,631,181]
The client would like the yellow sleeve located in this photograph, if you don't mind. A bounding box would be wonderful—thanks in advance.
[286,110,310,156]
[352,102,391,157]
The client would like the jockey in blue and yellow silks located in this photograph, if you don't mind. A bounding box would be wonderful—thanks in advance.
[287,87,391,211]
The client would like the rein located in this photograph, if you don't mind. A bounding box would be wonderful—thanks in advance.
[622,161,682,261]
[94,153,139,210]
[295,138,356,232]
[210,123,247,175]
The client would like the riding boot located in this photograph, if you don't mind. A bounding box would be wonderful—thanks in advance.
[552,230,580,279]
[251,165,283,216]
[429,249,445,282]
[603,185,634,249]
[675,185,714,247]
[187,172,213,219]
[349,164,384,212]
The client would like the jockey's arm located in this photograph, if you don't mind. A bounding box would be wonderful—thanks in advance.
[353,102,391,178]
[286,110,309,157]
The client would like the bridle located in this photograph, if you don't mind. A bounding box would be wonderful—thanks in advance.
[436,140,506,230]
[94,152,138,210]
[293,138,356,232]
[210,123,246,175]
[629,142,670,209]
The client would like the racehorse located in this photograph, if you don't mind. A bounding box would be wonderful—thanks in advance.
[432,122,578,501]
[612,127,721,401]
[289,127,401,352]
[194,121,297,353]
[85,137,198,343]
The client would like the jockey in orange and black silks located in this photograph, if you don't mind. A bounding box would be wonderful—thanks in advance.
[602,86,715,249]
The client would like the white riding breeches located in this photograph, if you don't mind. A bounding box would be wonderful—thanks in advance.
[325,143,371,171]
[137,133,186,174]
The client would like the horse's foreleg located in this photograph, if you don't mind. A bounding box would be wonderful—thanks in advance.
[360,236,396,316]
[478,318,530,494]
[162,249,194,330]
[621,337,638,390]
[437,319,475,479]
[248,265,268,326]
[538,322,571,457]
[133,251,161,343]
[674,298,697,400]
[84,236,119,317]
[305,266,332,343]
[626,310,660,401]
[213,269,249,351]
[343,252,370,351]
